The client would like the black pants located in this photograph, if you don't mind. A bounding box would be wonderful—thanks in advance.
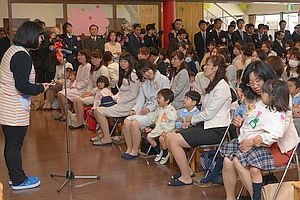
[2,125,28,185]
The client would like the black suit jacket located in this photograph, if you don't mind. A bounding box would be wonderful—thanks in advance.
[128,33,143,59]
[273,40,286,57]
[156,59,166,76]
[82,36,104,53]
[168,37,191,58]
[292,32,300,42]
[207,30,227,46]
[61,34,80,68]
[232,30,250,45]
[144,35,161,50]
[275,30,292,41]
[254,33,269,48]
[194,31,209,61]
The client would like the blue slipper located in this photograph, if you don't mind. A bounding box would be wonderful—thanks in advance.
[121,153,129,158]
[123,154,139,160]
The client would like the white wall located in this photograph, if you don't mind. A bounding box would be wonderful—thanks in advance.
[12,3,63,27]
[0,0,8,27]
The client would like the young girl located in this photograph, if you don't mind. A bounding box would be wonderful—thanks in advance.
[144,89,177,164]
[105,31,122,63]
[56,50,91,121]
[221,79,299,200]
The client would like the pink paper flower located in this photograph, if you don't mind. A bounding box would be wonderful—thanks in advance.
[68,6,109,36]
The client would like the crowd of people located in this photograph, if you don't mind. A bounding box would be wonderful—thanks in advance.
[0,17,300,200]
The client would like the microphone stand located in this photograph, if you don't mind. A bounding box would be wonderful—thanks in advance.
[50,52,100,192]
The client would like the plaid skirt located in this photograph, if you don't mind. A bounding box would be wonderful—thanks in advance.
[220,139,275,171]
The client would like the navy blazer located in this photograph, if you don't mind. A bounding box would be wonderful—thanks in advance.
[275,30,292,41]
[273,40,286,57]
[232,30,250,45]
[128,33,143,59]
[61,34,80,67]
[194,31,209,61]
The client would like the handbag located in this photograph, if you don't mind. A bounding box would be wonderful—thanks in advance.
[261,181,295,200]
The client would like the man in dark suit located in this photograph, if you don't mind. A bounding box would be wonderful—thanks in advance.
[128,23,143,59]
[273,31,286,57]
[207,18,227,47]
[168,18,189,41]
[292,24,300,42]
[194,20,209,61]
[82,24,105,53]
[275,20,291,41]
[0,30,10,61]
[61,22,80,71]
[148,47,166,76]
[168,28,191,58]
[254,24,268,48]
[232,19,250,45]
[226,24,235,56]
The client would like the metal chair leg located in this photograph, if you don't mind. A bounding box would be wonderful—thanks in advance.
[109,118,119,136]
[236,185,244,200]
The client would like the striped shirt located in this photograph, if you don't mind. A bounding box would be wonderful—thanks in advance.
[0,45,37,126]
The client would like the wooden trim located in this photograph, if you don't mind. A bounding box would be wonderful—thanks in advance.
[8,0,13,41]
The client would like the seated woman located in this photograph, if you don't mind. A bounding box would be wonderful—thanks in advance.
[166,55,232,186]
[221,80,299,200]
[103,51,119,94]
[70,49,109,128]
[122,60,170,159]
[56,49,91,121]
[92,52,141,145]
[170,51,190,109]
[43,54,73,110]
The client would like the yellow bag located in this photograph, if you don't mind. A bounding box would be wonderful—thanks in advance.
[261,181,295,200]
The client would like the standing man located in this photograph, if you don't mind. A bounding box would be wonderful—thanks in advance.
[273,31,286,57]
[61,22,80,71]
[82,24,105,53]
[207,18,227,47]
[275,20,291,41]
[168,19,189,41]
[168,28,191,58]
[194,20,209,61]
[232,19,250,45]
[292,24,300,42]
[128,23,143,59]
[144,23,161,50]
[226,24,235,55]
[0,30,10,61]
[255,24,268,48]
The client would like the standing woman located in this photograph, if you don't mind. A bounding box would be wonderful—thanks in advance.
[170,51,190,109]
[0,21,48,190]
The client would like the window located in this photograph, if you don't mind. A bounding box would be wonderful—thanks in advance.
[283,13,299,32]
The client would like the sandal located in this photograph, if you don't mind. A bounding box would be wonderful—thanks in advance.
[90,135,103,142]
[123,153,139,160]
[59,116,66,121]
[170,173,196,180]
[55,114,63,120]
[92,138,112,146]
[167,179,193,187]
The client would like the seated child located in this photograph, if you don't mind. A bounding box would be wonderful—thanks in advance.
[91,76,113,109]
[288,77,300,133]
[221,80,299,200]
[144,89,177,164]
[55,70,76,121]
[152,91,200,165]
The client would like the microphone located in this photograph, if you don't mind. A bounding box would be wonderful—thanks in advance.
[49,45,73,55]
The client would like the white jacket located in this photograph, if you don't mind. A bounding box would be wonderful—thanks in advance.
[191,79,232,129]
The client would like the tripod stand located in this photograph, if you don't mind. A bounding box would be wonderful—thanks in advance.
[50,52,100,193]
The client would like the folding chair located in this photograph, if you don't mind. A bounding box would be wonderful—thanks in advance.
[187,103,237,176]
[188,121,232,177]
[236,145,300,200]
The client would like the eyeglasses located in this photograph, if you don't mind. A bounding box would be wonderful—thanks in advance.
[246,79,263,87]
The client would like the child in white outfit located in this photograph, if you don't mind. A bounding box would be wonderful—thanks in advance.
[145,89,177,164]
